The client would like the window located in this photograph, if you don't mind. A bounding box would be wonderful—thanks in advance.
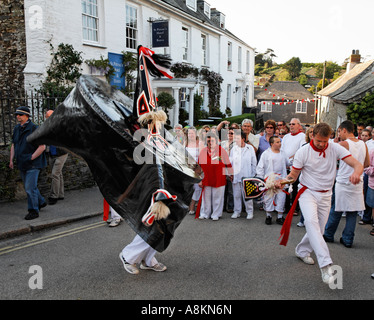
[126,5,137,49]
[204,2,211,18]
[227,42,232,71]
[296,101,307,113]
[199,85,207,109]
[246,51,250,74]
[261,101,272,113]
[238,46,242,73]
[186,0,197,11]
[226,84,232,109]
[201,34,207,66]
[182,27,189,61]
[82,0,99,42]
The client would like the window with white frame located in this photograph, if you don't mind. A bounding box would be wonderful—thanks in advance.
[126,5,137,49]
[204,2,211,18]
[227,42,232,71]
[246,51,250,74]
[182,27,189,61]
[226,84,232,109]
[201,34,207,66]
[238,46,242,73]
[296,101,307,113]
[82,0,99,42]
[186,0,197,11]
[261,101,272,113]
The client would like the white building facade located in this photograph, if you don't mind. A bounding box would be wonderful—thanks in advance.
[23,0,255,125]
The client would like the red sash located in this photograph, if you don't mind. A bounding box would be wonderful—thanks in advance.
[279,186,307,246]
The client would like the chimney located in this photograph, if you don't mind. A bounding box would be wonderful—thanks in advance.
[346,49,361,73]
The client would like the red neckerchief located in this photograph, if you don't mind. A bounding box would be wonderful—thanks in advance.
[291,130,303,136]
[310,139,328,158]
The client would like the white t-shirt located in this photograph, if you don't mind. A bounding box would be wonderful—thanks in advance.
[280,132,306,165]
[256,148,289,179]
[366,139,374,152]
[292,141,351,192]
[230,144,257,183]
[336,139,366,185]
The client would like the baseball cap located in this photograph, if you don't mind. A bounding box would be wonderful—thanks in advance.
[15,106,31,116]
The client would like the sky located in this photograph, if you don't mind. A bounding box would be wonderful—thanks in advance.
[207,0,373,65]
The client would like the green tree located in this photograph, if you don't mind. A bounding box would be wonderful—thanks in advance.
[315,61,342,79]
[122,51,137,96]
[157,91,175,112]
[283,57,302,79]
[40,43,83,97]
[317,79,330,91]
[299,74,308,86]
[346,91,374,125]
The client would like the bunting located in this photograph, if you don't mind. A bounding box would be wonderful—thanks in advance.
[257,86,321,106]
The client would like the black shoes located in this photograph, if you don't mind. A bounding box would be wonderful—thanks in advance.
[265,216,284,225]
[340,237,352,248]
[48,197,58,205]
[25,210,39,220]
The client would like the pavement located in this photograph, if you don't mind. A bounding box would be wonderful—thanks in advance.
[0,186,104,240]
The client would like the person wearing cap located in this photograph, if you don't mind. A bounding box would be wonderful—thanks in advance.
[9,106,47,220]
[45,110,68,205]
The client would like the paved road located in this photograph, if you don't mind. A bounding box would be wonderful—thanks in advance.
[0,209,373,301]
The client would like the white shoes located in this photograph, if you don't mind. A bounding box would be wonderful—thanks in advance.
[295,251,315,265]
[108,217,123,227]
[119,253,167,274]
[321,265,334,285]
[140,261,167,272]
[119,252,139,275]
[231,212,253,219]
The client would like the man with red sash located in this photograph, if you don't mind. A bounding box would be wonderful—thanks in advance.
[276,123,363,285]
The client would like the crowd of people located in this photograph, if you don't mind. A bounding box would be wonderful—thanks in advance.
[177,118,373,284]
[175,119,374,237]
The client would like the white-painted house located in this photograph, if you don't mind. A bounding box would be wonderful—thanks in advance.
[23,0,255,125]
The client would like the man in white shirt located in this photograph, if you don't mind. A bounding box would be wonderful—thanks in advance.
[324,120,369,247]
[276,123,363,285]
[241,119,259,153]
[280,118,305,214]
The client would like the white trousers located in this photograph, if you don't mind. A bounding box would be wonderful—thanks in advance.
[263,190,286,213]
[295,189,333,268]
[110,207,122,220]
[233,182,253,216]
[122,234,158,267]
[201,186,225,219]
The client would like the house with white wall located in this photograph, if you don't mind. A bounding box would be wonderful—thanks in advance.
[20,0,255,126]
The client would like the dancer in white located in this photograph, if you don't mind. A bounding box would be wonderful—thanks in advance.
[276,123,363,285]
[229,131,257,219]
[119,235,167,275]
[324,120,369,247]
[256,136,290,225]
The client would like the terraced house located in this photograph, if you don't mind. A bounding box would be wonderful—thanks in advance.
[1,0,255,126]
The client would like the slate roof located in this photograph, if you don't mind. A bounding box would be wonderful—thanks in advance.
[159,0,253,48]
[255,81,315,101]
[318,60,374,103]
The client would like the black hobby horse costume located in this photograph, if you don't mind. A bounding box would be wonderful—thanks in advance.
[28,46,203,252]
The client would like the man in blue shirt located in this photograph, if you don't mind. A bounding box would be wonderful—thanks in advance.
[9,106,47,220]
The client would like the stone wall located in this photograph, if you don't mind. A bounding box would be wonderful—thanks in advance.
[0,147,96,203]
[0,0,27,94]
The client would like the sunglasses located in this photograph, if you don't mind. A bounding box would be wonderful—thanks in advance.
[266,126,274,129]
